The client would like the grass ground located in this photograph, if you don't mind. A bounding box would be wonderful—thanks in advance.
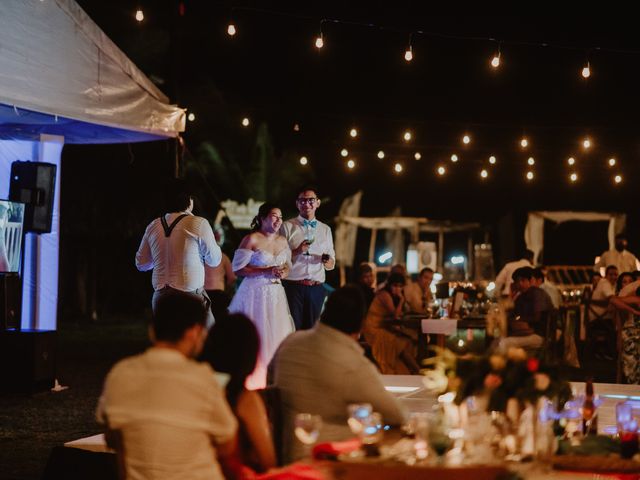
[0,319,617,480]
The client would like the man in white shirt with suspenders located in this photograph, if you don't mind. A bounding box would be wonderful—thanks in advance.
[135,181,221,323]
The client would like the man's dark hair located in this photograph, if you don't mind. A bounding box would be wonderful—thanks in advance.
[419,267,434,277]
[320,285,366,334]
[165,179,194,212]
[617,272,635,293]
[605,265,618,275]
[512,266,534,281]
[523,250,534,262]
[615,233,627,241]
[200,313,259,406]
[531,267,545,281]
[152,292,208,342]
[357,262,373,277]
[296,185,319,198]
[590,271,602,281]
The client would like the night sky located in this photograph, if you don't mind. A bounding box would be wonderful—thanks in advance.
[59,4,640,314]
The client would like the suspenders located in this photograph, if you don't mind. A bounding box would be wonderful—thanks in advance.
[160,214,188,237]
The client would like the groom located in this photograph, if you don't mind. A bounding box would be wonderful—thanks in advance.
[281,186,335,330]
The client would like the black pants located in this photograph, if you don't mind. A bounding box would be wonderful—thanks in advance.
[282,281,326,330]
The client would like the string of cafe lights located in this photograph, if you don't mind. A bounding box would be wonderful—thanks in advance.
[229,116,625,185]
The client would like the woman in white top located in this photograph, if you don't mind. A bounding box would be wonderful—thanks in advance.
[228,203,295,389]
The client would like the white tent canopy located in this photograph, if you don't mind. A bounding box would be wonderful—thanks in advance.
[0,0,184,330]
[0,0,184,142]
[524,211,626,264]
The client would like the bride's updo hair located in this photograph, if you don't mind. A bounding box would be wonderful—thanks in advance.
[251,202,280,232]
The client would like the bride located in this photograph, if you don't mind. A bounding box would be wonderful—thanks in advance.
[229,203,295,389]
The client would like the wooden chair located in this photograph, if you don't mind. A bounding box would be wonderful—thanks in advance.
[258,386,284,466]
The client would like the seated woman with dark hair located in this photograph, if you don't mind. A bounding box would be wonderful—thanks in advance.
[200,314,277,475]
[363,273,419,374]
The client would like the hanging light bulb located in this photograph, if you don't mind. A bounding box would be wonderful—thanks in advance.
[608,158,617,167]
[583,138,591,149]
[241,117,250,127]
[315,33,324,49]
[526,171,534,181]
[450,154,459,163]
[414,152,422,160]
[488,155,497,165]
[582,61,591,78]
[404,45,413,62]
[437,165,446,176]
[491,50,501,68]
[293,123,300,132]
[570,172,578,182]
[227,23,236,36]
[347,159,356,169]
[567,157,575,166]
[377,150,385,159]
[527,157,535,166]
[480,169,488,179]
[403,131,412,141]
[394,162,403,173]
[187,113,196,122]
[520,138,529,148]
[340,148,349,157]
[349,128,358,138]
[462,134,471,144]
[299,156,308,166]
[614,174,623,184]
[135,9,144,22]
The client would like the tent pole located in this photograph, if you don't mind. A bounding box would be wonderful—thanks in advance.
[368,228,377,263]
[438,229,444,272]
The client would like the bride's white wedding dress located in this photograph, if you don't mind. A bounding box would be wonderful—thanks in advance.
[228,248,295,389]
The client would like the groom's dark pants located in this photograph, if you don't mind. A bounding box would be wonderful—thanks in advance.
[282,280,326,330]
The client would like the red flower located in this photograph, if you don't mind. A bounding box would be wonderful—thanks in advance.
[526,358,539,372]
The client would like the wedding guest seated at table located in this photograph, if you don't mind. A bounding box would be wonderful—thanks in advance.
[494,266,553,355]
[200,313,277,475]
[354,261,376,309]
[96,292,237,480]
[364,273,420,374]
[588,264,618,360]
[269,285,407,464]
[610,291,640,384]
[531,267,562,310]
[617,271,635,294]
[404,267,434,314]
[376,263,411,291]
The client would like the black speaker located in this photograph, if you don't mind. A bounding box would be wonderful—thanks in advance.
[9,161,56,234]
[0,330,56,393]
[0,273,21,330]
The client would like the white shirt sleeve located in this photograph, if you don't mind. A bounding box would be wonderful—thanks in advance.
[135,223,154,271]
[323,226,336,271]
[198,219,221,268]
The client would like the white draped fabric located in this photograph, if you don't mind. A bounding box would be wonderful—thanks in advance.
[333,191,362,267]
[524,211,626,264]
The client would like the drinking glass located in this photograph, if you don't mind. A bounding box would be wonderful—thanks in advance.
[347,403,373,434]
[359,412,384,446]
[294,413,322,449]
[428,412,453,463]
[304,225,315,256]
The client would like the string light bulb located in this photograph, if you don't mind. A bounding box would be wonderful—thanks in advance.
[567,157,575,166]
[315,33,324,49]
[526,171,534,181]
[404,34,413,62]
[227,23,236,36]
[347,159,356,169]
[608,158,616,167]
[403,131,412,141]
[349,128,358,138]
[414,152,422,160]
[491,46,501,68]
[340,148,348,157]
[135,9,144,22]
[394,163,403,173]
[450,154,459,163]
[437,165,446,176]
[583,138,591,149]
[520,138,529,148]
[377,150,385,159]
[582,61,591,79]
[489,155,497,165]
[527,157,535,166]
[293,123,300,132]
[187,113,195,122]
[480,169,488,179]
[462,134,471,144]
[570,172,578,182]
[241,117,250,127]
[614,174,623,184]
[299,156,308,166]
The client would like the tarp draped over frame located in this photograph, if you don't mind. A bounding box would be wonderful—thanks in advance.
[0,0,184,143]
[524,211,626,264]
[333,191,362,267]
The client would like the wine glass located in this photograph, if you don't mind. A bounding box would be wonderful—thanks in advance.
[294,413,322,456]
[358,412,384,455]
[347,403,373,434]
[304,225,315,256]
[428,413,453,464]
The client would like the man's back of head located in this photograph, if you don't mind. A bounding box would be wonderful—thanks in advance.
[319,285,366,335]
[152,291,209,356]
[164,179,194,213]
